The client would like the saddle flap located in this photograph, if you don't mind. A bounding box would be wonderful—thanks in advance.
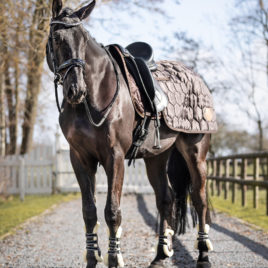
[125,57,155,112]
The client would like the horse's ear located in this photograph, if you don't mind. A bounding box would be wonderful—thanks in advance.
[52,0,63,18]
[74,0,96,21]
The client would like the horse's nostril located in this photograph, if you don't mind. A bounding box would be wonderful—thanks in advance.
[68,84,77,99]
[66,84,86,104]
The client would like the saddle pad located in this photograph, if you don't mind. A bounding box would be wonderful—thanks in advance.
[153,61,217,133]
[110,46,217,134]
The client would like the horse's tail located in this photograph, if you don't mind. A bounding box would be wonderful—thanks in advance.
[167,148,197,235]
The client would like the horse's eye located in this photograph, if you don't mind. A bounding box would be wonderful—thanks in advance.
[53,34,61,45]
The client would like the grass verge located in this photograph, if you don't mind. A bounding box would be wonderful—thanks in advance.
[0,193,80,237]
[210,188,268,231]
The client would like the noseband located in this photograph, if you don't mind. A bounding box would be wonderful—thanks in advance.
[48,19,120,127]
[48,20,86,112]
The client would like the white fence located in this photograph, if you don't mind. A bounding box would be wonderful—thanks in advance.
[0,146,54,200]
[0,144,152,197]
[55,148,152,194]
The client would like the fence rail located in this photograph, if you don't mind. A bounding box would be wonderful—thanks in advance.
[55,148,152,194]
[207,151,268,215]
[2,142,267,215]
[0,146,54,200]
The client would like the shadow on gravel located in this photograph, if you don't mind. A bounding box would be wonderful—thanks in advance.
[136,194,196,268]
[212,223,268,261]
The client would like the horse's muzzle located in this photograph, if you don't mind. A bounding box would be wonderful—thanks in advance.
[66,83,86,104]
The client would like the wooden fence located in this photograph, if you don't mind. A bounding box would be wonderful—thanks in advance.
[207,151,268,215]
[0,146,54,200]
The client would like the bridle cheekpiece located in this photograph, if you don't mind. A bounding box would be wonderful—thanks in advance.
[48,18,120,127]
[48,20,86,112]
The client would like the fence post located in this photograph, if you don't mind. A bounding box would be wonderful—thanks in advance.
[54,130,61,193]
[232,158,237,203]
[217,160,223,196]
[266,187,268,216]
[19,156,25,202]
[224,159,230,200]
[253,157,259,209]
[211,160,217,196]
[241,158,247,207]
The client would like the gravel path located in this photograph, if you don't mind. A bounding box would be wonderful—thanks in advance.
[0,194,268,268]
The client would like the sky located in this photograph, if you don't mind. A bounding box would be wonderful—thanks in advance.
[38,0,267,146]
[89,0,234,57]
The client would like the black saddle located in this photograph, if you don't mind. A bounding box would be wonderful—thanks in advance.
[106,42,168,164]
[126,42,157,71]
[122,42,167,113]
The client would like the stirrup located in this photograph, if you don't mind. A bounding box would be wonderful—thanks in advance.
[153,114,161,149]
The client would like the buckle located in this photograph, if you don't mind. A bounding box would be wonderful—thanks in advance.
[54,73,63,85]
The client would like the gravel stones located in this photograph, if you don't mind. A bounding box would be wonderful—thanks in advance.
[0,194,267,268]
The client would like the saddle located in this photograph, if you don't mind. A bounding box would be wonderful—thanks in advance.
[126,42,157,71]
[107,42,168,164]
[112,42,168,114]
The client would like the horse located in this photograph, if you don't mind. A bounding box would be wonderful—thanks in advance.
[46,1,216,267]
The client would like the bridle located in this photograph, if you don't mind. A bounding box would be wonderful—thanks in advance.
[48,19,120,127]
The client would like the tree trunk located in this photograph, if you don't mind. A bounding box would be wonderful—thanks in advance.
[0,3,6,156]
[1,11,17,155]
[257,119,263,151]
[0,70,5,157]
[12,22,23,155]
[20,0,52,154]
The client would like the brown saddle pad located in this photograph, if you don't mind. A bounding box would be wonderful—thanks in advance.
[153,61,217,133]
[112,46,217,134]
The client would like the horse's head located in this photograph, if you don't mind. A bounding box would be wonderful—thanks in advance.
[46,0,96,105]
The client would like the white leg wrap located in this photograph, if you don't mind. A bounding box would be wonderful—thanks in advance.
[104,226,124,267]
[195,224,213,251]
[157,228,174,258]
[84,221,103,263]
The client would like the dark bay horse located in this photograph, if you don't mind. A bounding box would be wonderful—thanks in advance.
[46,1,214,267]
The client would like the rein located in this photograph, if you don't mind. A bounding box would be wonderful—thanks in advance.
[48,20,120,127]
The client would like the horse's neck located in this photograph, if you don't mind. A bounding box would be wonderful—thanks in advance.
[84,38,116,110]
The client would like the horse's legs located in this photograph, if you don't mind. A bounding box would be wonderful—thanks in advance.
[144,150,175,268]
[176,134,213,268]
[103,148,125,268]
[70,149,102,268]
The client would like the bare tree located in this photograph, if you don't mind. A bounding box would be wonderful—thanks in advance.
[226,0,268,151]
[20,0,52,154]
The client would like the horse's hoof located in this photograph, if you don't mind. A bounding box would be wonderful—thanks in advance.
[148,261,165,268]
[196,261,211,268]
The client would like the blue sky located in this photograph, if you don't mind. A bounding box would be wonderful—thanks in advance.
[89,0,235,57]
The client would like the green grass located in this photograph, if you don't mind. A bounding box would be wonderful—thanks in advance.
[0,193,80,237]
[209,186,268,231]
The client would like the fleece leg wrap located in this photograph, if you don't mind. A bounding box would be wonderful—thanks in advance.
[104,226,124,267]
[84,221,103,263]
[157,228,174,258]
[194,224,213,251]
